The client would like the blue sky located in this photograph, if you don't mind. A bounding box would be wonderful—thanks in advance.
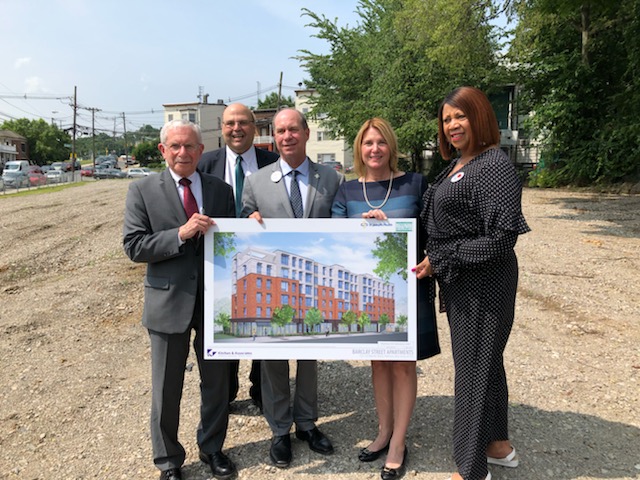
[0,0,361,132]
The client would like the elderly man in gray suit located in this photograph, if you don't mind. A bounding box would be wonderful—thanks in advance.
[123,119,237,480]
[241,108,344,468]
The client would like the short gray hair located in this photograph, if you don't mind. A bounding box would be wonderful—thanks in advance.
[160,119,202,144]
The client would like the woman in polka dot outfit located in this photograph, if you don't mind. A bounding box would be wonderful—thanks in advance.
[413,86,530,480]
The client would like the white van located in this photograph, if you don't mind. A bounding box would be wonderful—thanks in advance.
[2,160,31,188]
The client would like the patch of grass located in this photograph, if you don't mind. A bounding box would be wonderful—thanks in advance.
[0,182,88,199]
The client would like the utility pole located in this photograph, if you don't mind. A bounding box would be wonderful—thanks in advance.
[276,72,283,110]
[122,112,128,166]
[72,86,77,178]
[88,108,100,168]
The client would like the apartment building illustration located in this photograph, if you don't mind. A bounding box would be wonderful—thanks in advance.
[230,247,395,336]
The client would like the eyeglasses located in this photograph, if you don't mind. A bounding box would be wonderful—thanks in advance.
[164,143,200,153]
[222,120,254,128]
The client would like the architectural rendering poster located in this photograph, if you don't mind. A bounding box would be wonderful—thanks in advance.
[204,218,418,361]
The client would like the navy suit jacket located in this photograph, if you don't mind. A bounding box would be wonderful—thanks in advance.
[198,146,279,178]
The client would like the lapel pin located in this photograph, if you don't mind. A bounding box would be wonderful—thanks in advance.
[271,171,283,183]
[451,171,465,183]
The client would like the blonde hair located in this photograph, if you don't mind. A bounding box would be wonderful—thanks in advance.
[353,118,399,178]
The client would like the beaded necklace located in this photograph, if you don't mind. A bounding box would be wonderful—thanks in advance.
[362,172,394,209]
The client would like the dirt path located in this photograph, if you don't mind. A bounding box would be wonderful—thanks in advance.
[0,181,638,479]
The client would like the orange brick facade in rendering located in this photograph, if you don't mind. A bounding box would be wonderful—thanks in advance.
[231,247,395,333]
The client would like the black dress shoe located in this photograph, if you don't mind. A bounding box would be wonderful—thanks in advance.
[358,442,390,462]
[159,467,182,480]
[381,446,408,480]
[199,450,237,480]
[295,426,334,455]
[269,434,292,468]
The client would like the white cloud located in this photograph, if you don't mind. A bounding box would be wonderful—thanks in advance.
[24,76,47,93]
[14,57,31,69]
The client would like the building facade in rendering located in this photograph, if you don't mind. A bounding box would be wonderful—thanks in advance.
[230,247,395,335]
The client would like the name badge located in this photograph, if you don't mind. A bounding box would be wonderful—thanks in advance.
[271,171,283,183]
[451,171,465,183]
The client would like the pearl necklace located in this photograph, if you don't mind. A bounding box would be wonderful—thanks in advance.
[362,172,394,209]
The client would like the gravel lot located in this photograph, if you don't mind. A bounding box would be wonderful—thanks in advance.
[0,180,639,480]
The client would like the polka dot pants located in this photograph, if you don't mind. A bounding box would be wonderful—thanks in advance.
[441,252,518,480]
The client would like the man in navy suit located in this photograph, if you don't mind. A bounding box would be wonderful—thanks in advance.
[199,103,279,411]
[124,119,237,480]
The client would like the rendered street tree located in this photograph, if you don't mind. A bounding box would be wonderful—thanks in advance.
[216,312,231,334]
[304,307,324,334]
[357,312,371,332]
[341,310,357,331]
[378,313,391,332]
[271,305,295,335]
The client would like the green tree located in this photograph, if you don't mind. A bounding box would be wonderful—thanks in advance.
[341,310,357,331]
[357,312,371,332]
[1,118,71,165]
[132,141,163,167]
[298,0,504,173]
[271,305,295,333]
[257,92,295,109]
[372,233,408,281]
[396,314,408,326]
[213,232,237,258]
[509,0,640,184]
[76,124,160,161]
[378,313,391,331]
[216,312,231,333]
[304,307,324,333]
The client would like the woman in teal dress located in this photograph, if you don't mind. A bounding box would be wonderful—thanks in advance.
[332,118,440,480]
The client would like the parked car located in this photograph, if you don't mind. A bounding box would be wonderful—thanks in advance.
[95,155,117,166]
[2,160,31,188]
[126,167,157,178]
[45,170,64,184]
[27,166,47,186]
[51,161,72,172]
[94,168,127,179]
[80,165,95,177]
[322,161,343,171]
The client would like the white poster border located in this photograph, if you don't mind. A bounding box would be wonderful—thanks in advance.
[204,218,417,361]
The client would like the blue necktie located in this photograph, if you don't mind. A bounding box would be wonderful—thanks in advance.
[289,170,303,218]
[235,155,244,217]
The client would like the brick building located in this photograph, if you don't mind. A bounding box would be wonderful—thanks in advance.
[230,247,395,336]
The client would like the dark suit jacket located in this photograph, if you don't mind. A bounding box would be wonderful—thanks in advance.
[198,146,279,178]
[241,159,344,219]
[123,169,235,334]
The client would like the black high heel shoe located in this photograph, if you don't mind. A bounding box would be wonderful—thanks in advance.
[358,442,390,462]
[381,446,408,480]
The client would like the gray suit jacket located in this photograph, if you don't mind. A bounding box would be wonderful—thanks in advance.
[241,159,344,218]
[123,169,235,334]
